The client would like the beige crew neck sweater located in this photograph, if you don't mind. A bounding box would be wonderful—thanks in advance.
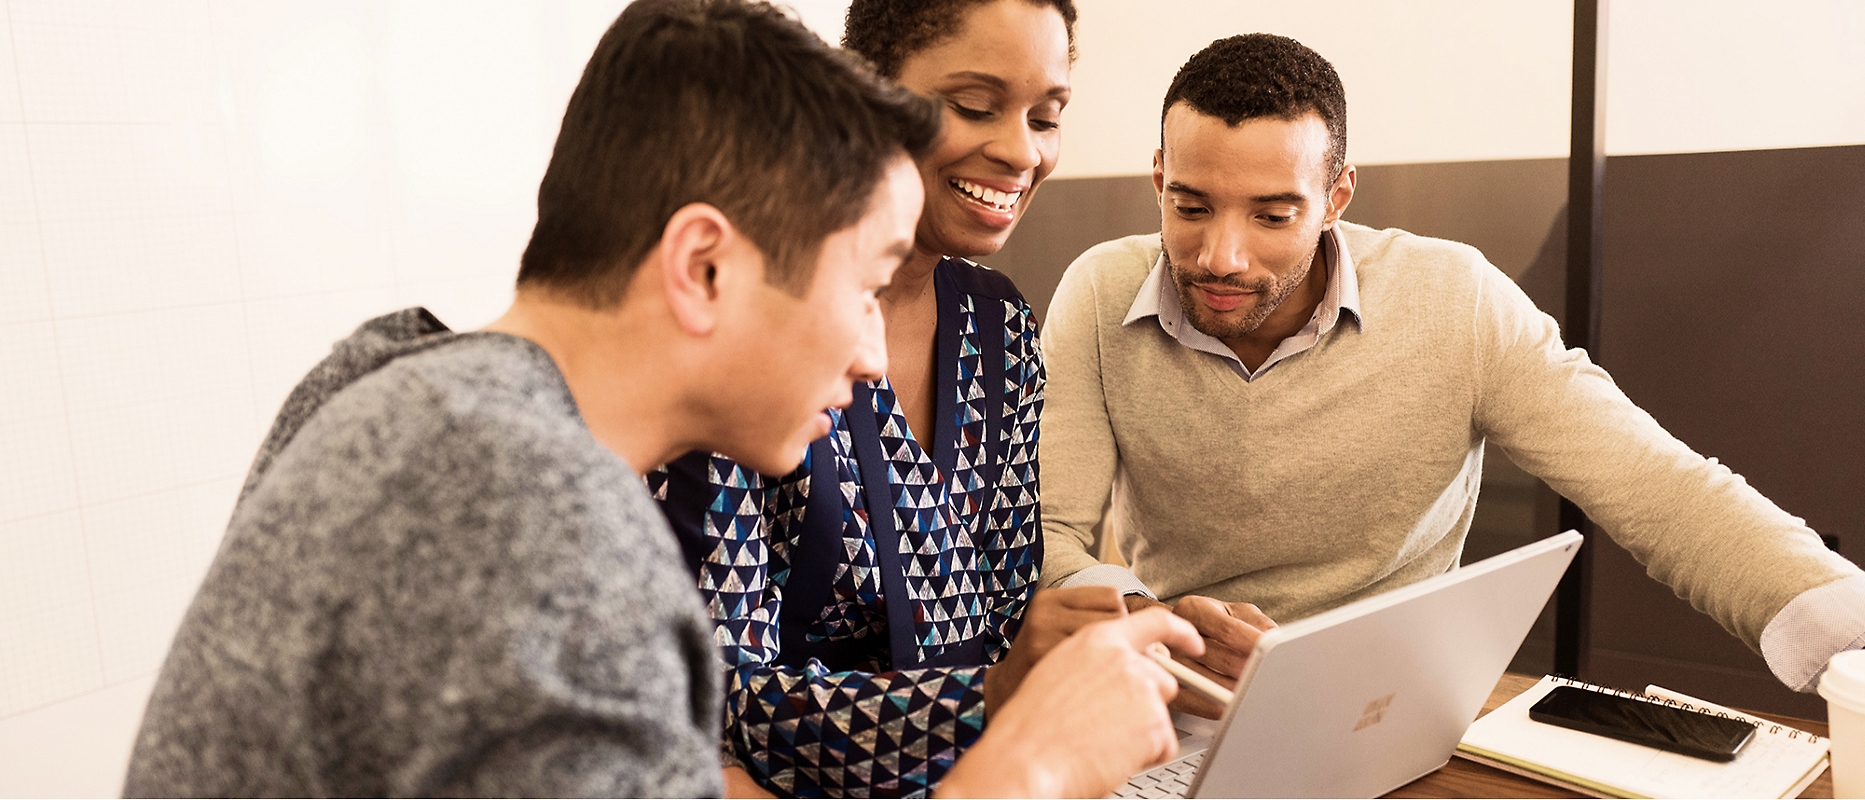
[1039,224,1854,649]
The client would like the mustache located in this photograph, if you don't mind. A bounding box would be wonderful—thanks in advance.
[1170,264,1273,293]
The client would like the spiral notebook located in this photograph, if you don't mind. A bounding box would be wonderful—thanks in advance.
[1456,675,1829,799]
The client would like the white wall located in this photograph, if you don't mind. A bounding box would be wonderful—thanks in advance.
[0,1,625,795]
[1605,1,1865,156]
[1058,0,1865,178]
[3,1,1863,796]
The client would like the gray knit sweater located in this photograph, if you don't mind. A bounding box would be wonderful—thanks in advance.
[123,308,723,797]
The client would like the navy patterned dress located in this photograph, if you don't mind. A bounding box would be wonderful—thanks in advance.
[649,257,1044,798]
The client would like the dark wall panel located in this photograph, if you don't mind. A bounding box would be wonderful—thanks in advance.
[1591,144,1865,719]
[988,175,1160,325]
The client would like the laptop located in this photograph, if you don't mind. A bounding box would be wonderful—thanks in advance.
[1115,530,1583,799]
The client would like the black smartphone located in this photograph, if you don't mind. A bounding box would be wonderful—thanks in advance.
[1528,685,1757,762]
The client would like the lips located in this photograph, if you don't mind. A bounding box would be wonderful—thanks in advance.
[1195,285,1255,313]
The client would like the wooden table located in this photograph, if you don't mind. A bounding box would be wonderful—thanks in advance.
[1384,673,1834,798]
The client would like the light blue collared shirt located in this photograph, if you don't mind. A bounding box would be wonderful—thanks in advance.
[1122,226,1362,381]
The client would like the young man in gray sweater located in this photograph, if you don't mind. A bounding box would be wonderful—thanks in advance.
[123,1,1198,796]
[1039,33,1864,718]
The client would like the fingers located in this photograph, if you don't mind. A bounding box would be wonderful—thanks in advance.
[964,614,1191,797]
[1018,587,1128,648]
[1186,639,1253,682]
[1170,596,1268,678]
[1044,584,1128,613]
[1143,729,1181,774]
[1167,677,1229,720]
[1029,586,1127,632]
[1107,607,1204,658]
[1124,593,1169,614]
[1224,600,1276,632]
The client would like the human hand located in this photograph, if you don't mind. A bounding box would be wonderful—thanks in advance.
[1126,593,1275,719]
[984,586,1128,715]
[936,609,1202,798]
[722,766,774,798]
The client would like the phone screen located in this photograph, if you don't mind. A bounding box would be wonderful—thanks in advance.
[1528,685,1757,762]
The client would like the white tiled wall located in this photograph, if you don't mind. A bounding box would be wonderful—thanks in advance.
[0,1,850,794]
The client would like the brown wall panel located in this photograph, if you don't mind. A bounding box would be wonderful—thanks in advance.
[988,175,1160,325]
[1590,144,1865,719]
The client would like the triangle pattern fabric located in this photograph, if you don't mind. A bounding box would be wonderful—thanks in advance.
[656,258,1043,798]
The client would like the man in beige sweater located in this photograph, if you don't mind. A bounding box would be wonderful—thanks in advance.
[1040,33,1865,715]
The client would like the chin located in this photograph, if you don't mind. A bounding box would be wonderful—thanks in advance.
[725,433,816,477]
[926,209,1022,257]
[933,223,1016,259]
[726,447,802,478]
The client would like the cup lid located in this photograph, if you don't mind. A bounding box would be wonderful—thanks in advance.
[1820,650,1865,707]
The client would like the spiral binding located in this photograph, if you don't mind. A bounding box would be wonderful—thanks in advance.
[1547,675,1823,742]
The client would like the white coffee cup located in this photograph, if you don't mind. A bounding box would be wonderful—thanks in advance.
[1819,650,1865,797]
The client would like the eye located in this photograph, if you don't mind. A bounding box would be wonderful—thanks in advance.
[1174,204,1209,219]
[1029,116,1060,133]
[949,101,991,121]
[1258,212,1296,226]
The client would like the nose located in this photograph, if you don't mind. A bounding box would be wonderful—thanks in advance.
[848,305,888,386]
[981,118,1042,174]
[1199,220,1251,278]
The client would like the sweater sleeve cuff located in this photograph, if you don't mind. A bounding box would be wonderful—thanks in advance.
[1760,574,1865,692]
[1057,563,1156,600]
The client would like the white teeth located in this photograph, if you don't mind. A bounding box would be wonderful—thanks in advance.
[951,178,1021,211]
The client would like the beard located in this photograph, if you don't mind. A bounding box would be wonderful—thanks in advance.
[1165,236,1320,341]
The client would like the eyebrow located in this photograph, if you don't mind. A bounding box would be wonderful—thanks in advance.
[941,70,1071,98]
[1164,181,1307,204]
[886,240,915,259]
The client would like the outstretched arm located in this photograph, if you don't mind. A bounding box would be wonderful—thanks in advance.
[1470,261,1859,687]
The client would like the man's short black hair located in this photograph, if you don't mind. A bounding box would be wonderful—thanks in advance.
[518,0,942,306]
[842,0,1078,79]
[1162,33,1347,182]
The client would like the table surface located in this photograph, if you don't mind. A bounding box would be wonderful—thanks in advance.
[1382,673,1834,798]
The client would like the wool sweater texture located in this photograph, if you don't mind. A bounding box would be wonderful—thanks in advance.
[1039,225,1855,649]
[123,309,722,797]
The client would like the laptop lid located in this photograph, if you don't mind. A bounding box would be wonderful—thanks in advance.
[1187,530,1583,798]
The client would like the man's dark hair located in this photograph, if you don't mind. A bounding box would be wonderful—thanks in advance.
[842,0,1078,79]
[1161,33,1347,182]
[518,0,942,306]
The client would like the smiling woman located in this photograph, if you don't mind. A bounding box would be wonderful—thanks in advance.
[646,0,1082,796]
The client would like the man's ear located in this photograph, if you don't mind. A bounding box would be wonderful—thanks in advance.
[654,203,745,336]
[1151,148,1167,208]
[1321,164,1356,230]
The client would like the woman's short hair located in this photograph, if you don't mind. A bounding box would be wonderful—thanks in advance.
[842,0,1078,79]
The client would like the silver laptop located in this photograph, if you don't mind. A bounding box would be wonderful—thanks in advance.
[1116,530,1583,799]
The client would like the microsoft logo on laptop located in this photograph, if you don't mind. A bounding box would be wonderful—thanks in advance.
[1354,693,1397,732]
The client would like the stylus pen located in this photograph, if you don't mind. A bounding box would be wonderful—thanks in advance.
[1148,645,1236,706]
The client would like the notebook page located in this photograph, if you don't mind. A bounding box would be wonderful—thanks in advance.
[1641,684,1829,797]
[1459,676,1828,798]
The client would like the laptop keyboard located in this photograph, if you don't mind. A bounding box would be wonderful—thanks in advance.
[1112,751,1203,798]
